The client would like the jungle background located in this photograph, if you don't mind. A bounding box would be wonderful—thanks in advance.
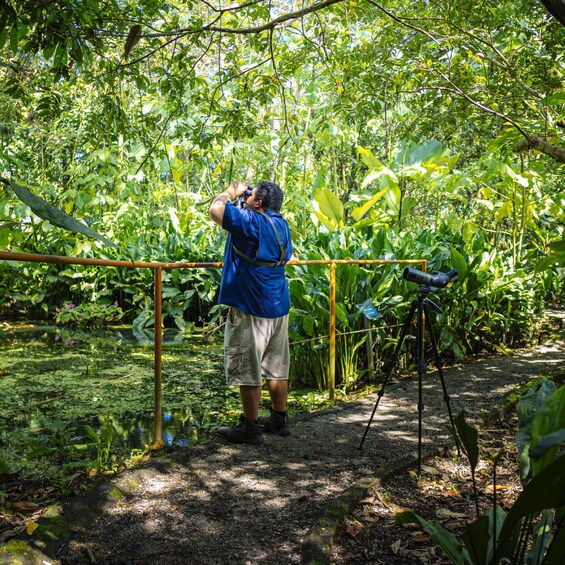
[1,0,565,545]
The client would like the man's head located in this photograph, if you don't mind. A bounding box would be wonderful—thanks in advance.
[254,181,284,212]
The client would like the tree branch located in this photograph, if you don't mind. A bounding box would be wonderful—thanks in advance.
[198,0,264,14]
[364,0,443,48]
[514,136,565,164]
[428,66,530,138]
[268,27,298,150]
[446,22,545,100]
[171,0,346,36]
[364,0,565,158]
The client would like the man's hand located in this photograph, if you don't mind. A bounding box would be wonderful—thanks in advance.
[209,181,249,225]
[229,181,250,197]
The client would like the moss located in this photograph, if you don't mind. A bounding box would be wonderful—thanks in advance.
[8,507,75,557]
[109,486,124,500]
[0,539,47,564]
[500,376,554,413]
[33,508,74,542]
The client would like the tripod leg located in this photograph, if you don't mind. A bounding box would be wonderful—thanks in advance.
[423,302,461,457]
[358,300,417,450]
[416,300,425,477]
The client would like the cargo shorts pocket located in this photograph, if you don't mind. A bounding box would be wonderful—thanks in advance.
[226,344,250,379]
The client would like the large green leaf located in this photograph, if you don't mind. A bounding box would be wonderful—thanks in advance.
[313,188,344,227]
[395,511,469,564]
[529,428,565,460]
[357,145,384,169]
[393,139,448,179]
[546,92,565,105]
[515,379,557,483]
[312,210,338,232]
[400,196,418,218]
[454,410,479,469]
[461,514,489,565]
[404,139,445,167]
[462,506,506,565]
[497,452,565,559]
[529,385,565,476]
[1,177,117,249]
[535,236,565,270]
[382,181,401,214]
[544,521,565,564]
[450,248,468,278]
[351,188,388,221]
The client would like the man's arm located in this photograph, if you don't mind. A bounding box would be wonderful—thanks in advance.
[209,181,248,226]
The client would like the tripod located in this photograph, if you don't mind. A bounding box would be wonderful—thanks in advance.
[358,284,461,476]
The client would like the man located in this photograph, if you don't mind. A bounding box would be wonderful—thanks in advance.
[209,180,293,444]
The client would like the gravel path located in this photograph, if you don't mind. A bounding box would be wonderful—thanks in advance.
[6,315,564,565]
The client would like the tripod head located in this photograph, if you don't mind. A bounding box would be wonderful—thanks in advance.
[416,287,442,313]
[403,267,457,313]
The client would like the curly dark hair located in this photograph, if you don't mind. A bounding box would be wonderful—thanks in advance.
[255,181,284,212]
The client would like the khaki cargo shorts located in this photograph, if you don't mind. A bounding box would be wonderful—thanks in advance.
[224,307,289,386]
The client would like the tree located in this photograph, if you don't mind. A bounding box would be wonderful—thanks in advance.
[541,0,565,26]
[3,0,564,168]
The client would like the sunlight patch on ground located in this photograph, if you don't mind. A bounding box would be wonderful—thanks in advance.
[235,476,277,492]
[144,479,170,493]
[522,354,563,363]
[284,462,312,472]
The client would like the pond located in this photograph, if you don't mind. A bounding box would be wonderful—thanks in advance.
[0,323,241,479]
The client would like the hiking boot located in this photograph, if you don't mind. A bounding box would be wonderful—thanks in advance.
[259,407,291,436]
[217,414,264,445]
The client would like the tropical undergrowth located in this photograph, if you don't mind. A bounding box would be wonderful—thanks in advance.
[397,378,565,564]
[2,135,564,397]
[0,200,560,396]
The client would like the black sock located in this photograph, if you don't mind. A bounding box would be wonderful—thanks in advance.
[273,409,287,417]
[243,415,259,424]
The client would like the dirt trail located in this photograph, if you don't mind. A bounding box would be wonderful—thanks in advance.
[3,314,564,565]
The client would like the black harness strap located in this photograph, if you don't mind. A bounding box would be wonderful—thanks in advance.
[232,211,288,267]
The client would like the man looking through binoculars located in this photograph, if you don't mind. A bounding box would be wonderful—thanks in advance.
[209,180,293,444]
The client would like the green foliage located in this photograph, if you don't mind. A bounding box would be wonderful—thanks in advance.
[515,379,559,483]
[537,238,565,271]
[54,301,124,328]
[0,329,346,494]
[1,177,117,248]
[0,0,564,394]
[397,381,565,564]
[84,424,114,473]
[448,410,481,518]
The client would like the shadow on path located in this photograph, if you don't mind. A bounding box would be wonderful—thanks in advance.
[3,320,564,565]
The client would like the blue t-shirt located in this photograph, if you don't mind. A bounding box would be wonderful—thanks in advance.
[218,202,292,318]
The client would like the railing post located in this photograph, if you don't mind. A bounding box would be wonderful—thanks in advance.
[153,266,164,447]
[329,261,336,400]
[364,315,375,382]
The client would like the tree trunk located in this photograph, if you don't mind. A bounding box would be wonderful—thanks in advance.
[540,0,565,27]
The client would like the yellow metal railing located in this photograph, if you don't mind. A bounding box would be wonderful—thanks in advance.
[0,250,426,445]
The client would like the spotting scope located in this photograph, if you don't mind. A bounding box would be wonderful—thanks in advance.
[403,267,458,289]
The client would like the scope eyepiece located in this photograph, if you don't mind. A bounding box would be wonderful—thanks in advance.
[402,267,458,289]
